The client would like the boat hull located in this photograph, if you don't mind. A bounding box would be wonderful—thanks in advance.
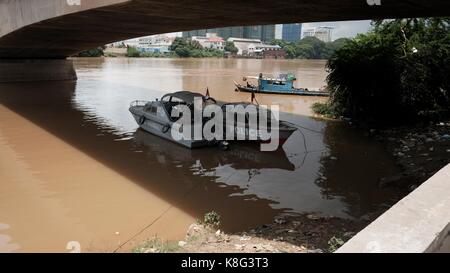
[130,99,298,149]
[129,106,212,149]
[235,84,329,97]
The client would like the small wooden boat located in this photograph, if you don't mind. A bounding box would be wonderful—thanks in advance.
[235,73,329,96]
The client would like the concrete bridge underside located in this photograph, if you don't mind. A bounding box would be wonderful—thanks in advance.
[2,0,450,59]
[0,0,449,81]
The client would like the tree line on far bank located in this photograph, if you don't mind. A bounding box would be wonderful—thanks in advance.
[270,37,350,59]
[74,37,346,59]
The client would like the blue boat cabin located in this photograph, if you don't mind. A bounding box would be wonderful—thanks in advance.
[258,74,301,94]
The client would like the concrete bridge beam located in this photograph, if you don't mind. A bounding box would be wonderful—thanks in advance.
[0,59,77,82]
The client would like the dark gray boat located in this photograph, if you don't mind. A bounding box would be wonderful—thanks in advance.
[130,91,298,149]
[129,91,217,148]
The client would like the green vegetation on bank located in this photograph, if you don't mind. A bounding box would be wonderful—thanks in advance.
[314,18,450,125]
[132,235,181,253]
[125,37,227,58]
[126,46,176,58]
[271,37,351,59]
[169,37,224,58]
[312,102,336,118]
[75,47,104,57]
[224,41,238,54]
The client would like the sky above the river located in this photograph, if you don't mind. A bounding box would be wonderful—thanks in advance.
[299,20,373,40]
[166,20,373,41]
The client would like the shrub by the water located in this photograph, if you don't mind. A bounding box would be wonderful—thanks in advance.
[325,18,450,125]
[203,211,221,228]
[75,47,104,57]
[312,102,336,118]
[126,46,141,57]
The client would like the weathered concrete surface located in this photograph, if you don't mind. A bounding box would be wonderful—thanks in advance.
[0,59,77,82]
[0,0,129,38]
[337,164,450,253]
[434,223,450,253]
[1,0,450,58]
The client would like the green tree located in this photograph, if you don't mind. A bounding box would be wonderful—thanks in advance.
[169,37,224,58]
[224,41,238,54]
[175,47,191,57]
[126,46,141,57]
[297,36,327,59]
[75,47,104,57]
[325,18,450,124]
[169,37,189,52]
[271,37,347,59]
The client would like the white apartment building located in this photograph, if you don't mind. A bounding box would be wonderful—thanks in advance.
[302,26,333,43]
[191,33,226,51]
[227,37,262,55]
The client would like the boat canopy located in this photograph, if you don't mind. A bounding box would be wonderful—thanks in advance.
[244,73,296,82]
[161,91,205,104]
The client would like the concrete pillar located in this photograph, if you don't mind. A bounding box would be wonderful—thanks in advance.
[0,59,77,82]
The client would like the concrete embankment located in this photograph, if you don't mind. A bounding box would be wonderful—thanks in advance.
[338,163,450,253]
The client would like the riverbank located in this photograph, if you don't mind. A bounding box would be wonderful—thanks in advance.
[374,121,450,191]
[312,104,450,193]
[133,119,450,254]
[133,213,368,253]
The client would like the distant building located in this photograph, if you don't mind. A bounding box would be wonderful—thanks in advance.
[262,48,286,59]
[207,27,244,41]
[182,25,275,43]
[253,44,285,59]
[227,37,283,58]
[112,34,174,48]
[261,25,276,42]
[182,29,207,38]
[227,37,262,55]
[192,33,226,51]
[282,23,302,42]
[110,34,174,53]
[243,26,262,40]
[302,26,333,43]
[138,46,170,54]
[243,25,275,42]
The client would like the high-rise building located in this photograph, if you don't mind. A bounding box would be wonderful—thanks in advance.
[302,26,333,43]
[243,25,275,42]
[261,25,275,42]
[182,25,275,42]
[282,23,302,42]
[243,25,262,40]
[210,27,244,40]
[182,29,207,38]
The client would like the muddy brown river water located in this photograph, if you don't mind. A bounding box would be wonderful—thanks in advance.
[0,58,401,252]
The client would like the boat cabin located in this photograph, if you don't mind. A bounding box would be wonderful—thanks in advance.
[243,73,298,93]
[143,91,217,122]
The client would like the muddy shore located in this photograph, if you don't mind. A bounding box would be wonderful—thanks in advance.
[134,120,450,253]
[375,121,450,192]
[133,213,367,253]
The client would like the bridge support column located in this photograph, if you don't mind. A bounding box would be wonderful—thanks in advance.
[0,59,77,82]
